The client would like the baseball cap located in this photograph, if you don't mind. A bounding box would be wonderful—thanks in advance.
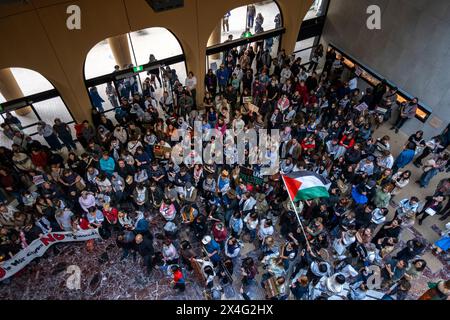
[202,235,212,245]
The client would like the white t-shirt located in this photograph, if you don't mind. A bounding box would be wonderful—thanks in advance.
[185,76,197,90]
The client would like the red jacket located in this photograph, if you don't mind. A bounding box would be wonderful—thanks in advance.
[296,83,308,98]
[79,217,90,230]
[173,270,184,284]
[31,151,48,168]
[339,135,355,149]
[74,123,84,139]
[103,207,118,224]
[213,224,228,243]
[301,138,316,150]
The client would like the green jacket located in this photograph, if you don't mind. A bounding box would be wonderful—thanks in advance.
[373,187,391,208]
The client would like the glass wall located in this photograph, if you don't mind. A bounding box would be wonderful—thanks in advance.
[293,36,321,68]
[303,0,330,20]
[84,27,187,116]
[207,1,284,77]
[217,1,282,44]
[85,28,184,80]
[293,0,331,71]
[0,68,73,147]
[0,68,54,102]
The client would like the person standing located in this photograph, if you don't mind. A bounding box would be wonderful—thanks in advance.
[185,71,197,108]
[202,235,221,267]
[255,13,264,33]
[392,142,415,173]
[89,86,105,112]
[116,230,136,260]
[105,82,119,108]
[148,54,163,88]
[413,136,443,168]
[391,98,418,133]
[393,196,419,221]
[204,69,217,96]
[308,44,324,73]
[223,11,230,32]
[418,153,449,188]
[37,121,62,151]
[4,112,22,129]
[135,234,155,276]
[434,178,450,221]
[416,194,445,225]
[53,118,77,151]
[171,265,186,292]
[216,64,230,94]
[247,4,256,28]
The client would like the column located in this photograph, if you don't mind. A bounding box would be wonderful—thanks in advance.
[0,68,32,116]
[278,0,315,54]
[107,34,133,69]
[207,22,222,60]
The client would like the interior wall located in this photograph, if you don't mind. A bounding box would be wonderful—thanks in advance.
[321,0,450,137]
[0,0,313,123]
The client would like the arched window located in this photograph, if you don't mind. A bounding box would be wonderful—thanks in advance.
[206,1,284,76]
[0,67,73,147]
[213,1,282,45]
[84,27,187,119]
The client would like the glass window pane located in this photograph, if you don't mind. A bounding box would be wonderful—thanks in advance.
[0,68,54,102]
[10,107,40,127]
[294,37,317,64]
[294,37,316,52]
[170,62,187,86]
[85,40,117,80]
[304,0,329,20]
[23,124,38,136]
[10,68,54,96]
[103,109,118,125]
[32,97,73,125]
[215,1,281,45]
[88,83,119,113]
[129,28,183,67]
[138,70,165,100]
[295,49,313,65]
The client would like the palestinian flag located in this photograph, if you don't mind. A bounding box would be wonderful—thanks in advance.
[282,171,331,201]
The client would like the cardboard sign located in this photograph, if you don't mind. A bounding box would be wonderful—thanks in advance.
[239,166,264,186]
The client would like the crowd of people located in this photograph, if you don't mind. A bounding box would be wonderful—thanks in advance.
[0,37,449,300]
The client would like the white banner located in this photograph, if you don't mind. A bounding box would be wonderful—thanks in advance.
[0,229,101,281]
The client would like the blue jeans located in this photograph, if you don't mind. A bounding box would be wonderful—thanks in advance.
[248,228,256,242]
[247,15,254,28]
[420,168,439,188]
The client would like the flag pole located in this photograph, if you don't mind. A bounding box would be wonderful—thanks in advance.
[281,175,312,251]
